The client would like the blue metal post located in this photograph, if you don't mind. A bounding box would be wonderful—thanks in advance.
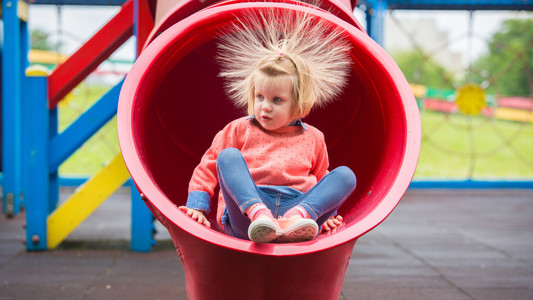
[24,70,50,251]
[47,80,123,171]
[20,14,31,211]
[365,0,388,47]
[1,0,26,217]
[48,107,59,214]
[363,5,373,40]
[130,182,155,252]
[129,0,154,252]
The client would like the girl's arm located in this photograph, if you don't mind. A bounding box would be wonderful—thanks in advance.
[185,120,242,220]
[312,132,329,181]
[186,142,220,214]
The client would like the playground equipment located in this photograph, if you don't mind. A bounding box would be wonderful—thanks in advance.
[2,0,529,259]
[117,0,419,298]
[1,0,155,251]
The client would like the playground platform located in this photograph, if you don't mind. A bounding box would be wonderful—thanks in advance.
[1,188,532,300]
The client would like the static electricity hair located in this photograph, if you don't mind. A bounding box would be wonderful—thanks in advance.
[216,6,352,118]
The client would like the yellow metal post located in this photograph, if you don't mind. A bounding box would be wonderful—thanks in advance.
[47,154,130,249]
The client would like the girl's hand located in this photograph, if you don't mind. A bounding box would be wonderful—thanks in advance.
[178,206,211,228]
[321,215,343,232]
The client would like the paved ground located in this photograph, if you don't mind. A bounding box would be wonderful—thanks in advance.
[1,188,532,300]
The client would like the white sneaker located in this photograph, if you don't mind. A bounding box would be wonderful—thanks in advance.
[276,217,318,243]
[247,216,281,243]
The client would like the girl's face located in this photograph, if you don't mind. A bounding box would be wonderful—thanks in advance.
[253,77,295,131]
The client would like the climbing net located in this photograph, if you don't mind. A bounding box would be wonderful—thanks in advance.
[386,10,533,179]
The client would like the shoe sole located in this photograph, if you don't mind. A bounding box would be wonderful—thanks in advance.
[277,219,318,243]
[248,218,280,243]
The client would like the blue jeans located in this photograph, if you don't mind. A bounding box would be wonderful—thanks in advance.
[216,148,357,240]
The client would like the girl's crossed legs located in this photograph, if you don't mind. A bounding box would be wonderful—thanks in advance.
[216,148,356,240]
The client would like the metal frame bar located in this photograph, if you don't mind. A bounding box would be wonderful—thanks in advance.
[357,0,533,11]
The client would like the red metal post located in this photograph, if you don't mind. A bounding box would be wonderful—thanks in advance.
[135,0,155,55]
[47,0,134,108]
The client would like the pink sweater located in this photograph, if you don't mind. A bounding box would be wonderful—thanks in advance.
[187,117,329,226]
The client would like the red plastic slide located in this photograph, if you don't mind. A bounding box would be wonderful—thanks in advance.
[118,1,420,299]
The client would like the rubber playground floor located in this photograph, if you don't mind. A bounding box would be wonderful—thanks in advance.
[1,188,532,300]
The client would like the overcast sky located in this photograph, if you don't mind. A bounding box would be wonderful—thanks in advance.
[29,5,133,60]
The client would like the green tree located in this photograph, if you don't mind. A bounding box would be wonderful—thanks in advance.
[31,29,61,51]
[472,18,533,97]
[392,49,455,90]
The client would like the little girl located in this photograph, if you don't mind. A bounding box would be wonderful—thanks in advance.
[179,8,356,243]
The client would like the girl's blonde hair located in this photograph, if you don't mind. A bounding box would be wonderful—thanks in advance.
[217,5,352,118]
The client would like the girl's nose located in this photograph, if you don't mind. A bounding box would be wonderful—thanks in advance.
[262,101,272,112]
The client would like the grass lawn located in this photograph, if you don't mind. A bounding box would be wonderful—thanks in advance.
[58,84,120,176]
[415,110,533,179]
[58,85,533,180]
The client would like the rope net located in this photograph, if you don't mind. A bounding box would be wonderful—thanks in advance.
[382,10,533,180]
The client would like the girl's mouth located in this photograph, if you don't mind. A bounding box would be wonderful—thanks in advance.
[261,115,272,121]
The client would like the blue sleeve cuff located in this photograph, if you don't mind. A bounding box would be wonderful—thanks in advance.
[186,191,211,214]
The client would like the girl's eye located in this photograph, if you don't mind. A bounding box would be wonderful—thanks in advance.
[273,97,283,103]
[256,94,264,100]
